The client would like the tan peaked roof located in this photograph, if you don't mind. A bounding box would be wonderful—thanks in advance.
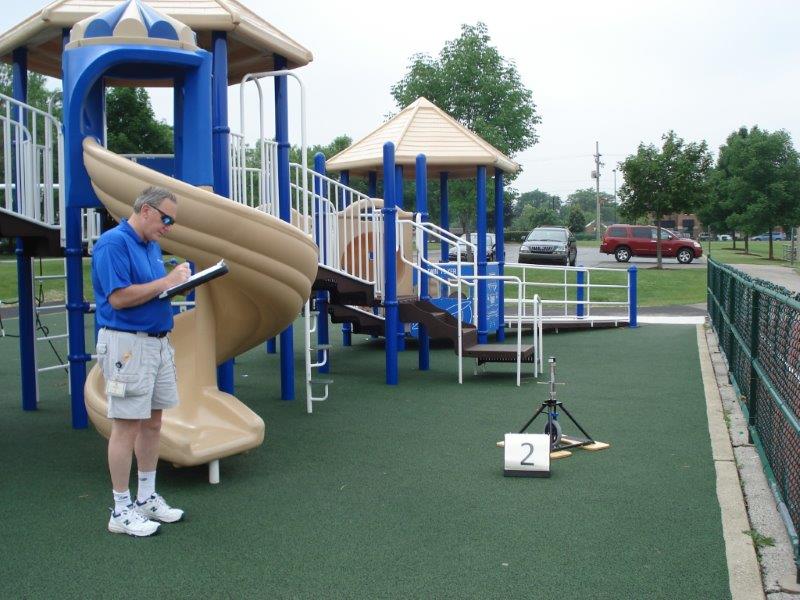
[326,97,520,178]
[0,0,313,85]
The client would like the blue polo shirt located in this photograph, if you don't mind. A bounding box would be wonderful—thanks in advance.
[92,219,174,333]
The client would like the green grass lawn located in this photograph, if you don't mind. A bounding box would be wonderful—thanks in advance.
[704,240,798,266]
[0,257,93,305]
[504,265,708,307]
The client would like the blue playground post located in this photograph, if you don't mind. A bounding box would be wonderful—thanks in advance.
[340,169,352,347]
[314,153,331,372]
[274,54,294,400]
[394,164,405,352]
[476,166,488,344]
[416,154,430,371]
[383,142,398,385]
[440,172,449,261]
[494,169,505,341]
[12,48,38,413]
[340,170,350,205]
[576,267,585,318]
[211,31,234,395]
[628,265,638,328]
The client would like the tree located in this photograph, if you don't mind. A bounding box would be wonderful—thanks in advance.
[513,190,560,220]
[290,135,353,166]
[567,205,587,234]
[391,22,539,233]
[0,65,60,118]
[712,126,800,259]
[696,169,737,245]
[511,205,560,231]
[567,188,616,225]
[105,87,173,154]
[618,131,713,268]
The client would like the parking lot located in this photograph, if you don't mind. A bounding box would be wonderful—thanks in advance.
[429,242,707,269]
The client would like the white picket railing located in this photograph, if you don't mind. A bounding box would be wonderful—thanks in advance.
[0,93,64,241]
[230,133,280,216]
[504,262,631,324]
[295,166,384,298]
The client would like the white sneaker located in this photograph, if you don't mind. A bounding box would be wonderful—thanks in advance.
[135,493,184,523]
[108,505,160,537]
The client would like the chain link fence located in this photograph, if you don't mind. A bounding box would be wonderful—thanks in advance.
[708,258,800,573]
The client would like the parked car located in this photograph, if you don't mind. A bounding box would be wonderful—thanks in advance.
[518,226,577,266]
[716,234,732,241]
[750,232,787,241]
[448,232,496,261]
[600,224,703,264]
[697,232,712,241]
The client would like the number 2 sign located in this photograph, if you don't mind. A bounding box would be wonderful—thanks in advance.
[503,433,551,477]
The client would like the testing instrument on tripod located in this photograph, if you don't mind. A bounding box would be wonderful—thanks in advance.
[518,356,610,455]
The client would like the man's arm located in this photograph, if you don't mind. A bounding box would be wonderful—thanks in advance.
[108,262,191,309]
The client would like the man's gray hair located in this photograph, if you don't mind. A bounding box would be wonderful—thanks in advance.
[133,186,177,213]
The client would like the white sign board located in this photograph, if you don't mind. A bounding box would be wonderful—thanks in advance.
[503,433,551,477]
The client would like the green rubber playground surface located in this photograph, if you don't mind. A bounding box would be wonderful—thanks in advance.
[1,318,730,599]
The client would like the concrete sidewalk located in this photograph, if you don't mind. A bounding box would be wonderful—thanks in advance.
[730,264,800,294]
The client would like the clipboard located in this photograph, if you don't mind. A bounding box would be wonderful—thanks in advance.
[158,259,229,299]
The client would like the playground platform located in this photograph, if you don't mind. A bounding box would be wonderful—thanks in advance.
[3,314,742,598]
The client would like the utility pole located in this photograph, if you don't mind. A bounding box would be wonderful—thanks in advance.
[612,168,617,224]
[593,141,602,241]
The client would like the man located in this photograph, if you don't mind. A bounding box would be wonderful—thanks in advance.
[92,186,191,537]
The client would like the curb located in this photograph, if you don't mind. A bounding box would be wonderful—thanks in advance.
[697,324,765,599]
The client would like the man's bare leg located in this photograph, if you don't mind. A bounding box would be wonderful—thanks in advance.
[108,418,141,492]
[134,410,162,472]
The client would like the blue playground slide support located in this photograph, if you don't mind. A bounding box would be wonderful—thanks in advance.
[12,48,38,413]
[628,265,638,327]
[314,153,330,372]
[416,154,430,371]
[494,169,506,341]
[339,169,352,347]
[476,166,488,344]
[211,31,234,395]
[382,142,398,385]
[274,55,294,401]
[440,172,449,262]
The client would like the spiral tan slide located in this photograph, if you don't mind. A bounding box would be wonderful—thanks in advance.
[82,137,319,472]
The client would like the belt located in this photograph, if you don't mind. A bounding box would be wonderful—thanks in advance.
[104,327,170,338]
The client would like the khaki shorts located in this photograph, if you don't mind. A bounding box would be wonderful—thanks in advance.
[96,328,179,420]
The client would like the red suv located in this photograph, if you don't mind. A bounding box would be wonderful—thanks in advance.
[600,224,703,264]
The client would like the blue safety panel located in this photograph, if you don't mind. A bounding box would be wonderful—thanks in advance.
[409,262,499,337]
[129,156,175,177]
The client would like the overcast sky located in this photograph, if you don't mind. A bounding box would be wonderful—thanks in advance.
[3,0,799,200]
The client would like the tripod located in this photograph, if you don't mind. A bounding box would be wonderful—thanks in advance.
[518,356,596,451]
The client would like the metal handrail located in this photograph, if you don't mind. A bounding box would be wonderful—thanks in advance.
[398,217,540,384]
[505,262,630,321]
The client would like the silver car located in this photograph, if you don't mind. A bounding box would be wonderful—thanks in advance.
[518,227,577,266]
[448,232,496,261]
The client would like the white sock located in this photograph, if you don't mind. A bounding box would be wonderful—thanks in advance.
[136,470,156,503]
[112,489,132,514]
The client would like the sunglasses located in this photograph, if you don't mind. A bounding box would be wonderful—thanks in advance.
[150,204,176,226]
